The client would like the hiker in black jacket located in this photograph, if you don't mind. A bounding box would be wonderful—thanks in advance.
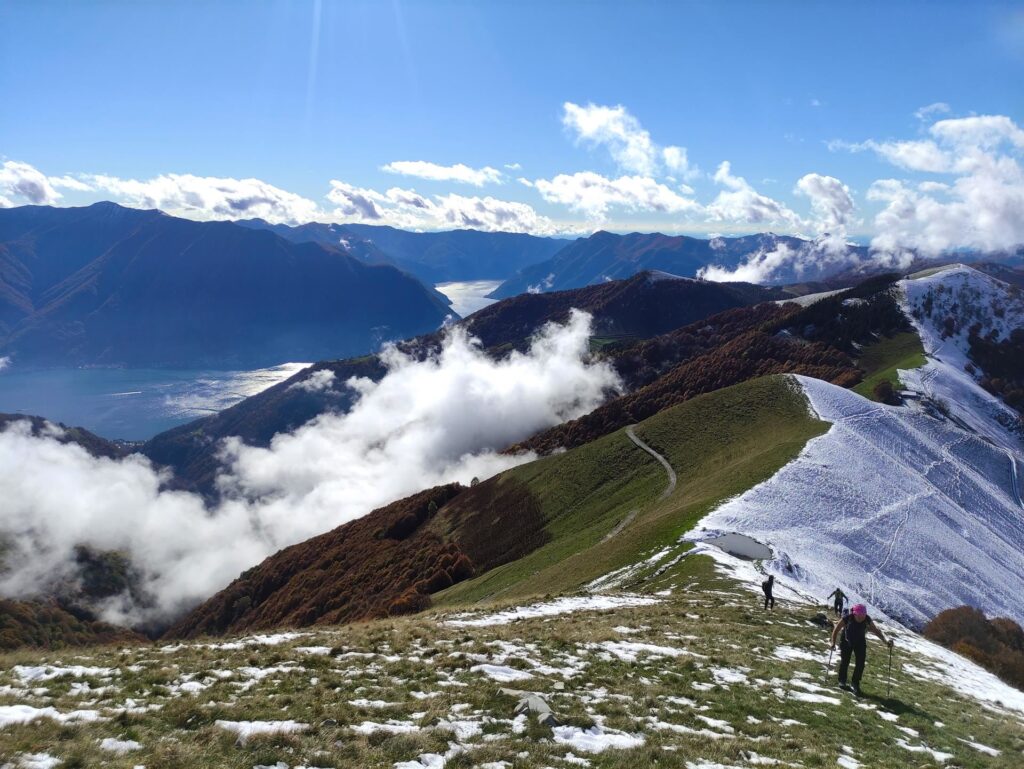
[830,603,893,696]
[762,575,775,610]
[826,587,848,615]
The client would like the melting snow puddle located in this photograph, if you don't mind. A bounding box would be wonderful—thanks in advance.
[445,594,658,627]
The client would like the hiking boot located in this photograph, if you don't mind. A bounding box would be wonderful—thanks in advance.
[838,682,851,691]
[852,685,863,697]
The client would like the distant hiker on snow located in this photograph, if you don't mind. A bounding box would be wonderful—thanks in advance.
[830,603,893,696]
[762,575,775,610]
[826,587,848,615]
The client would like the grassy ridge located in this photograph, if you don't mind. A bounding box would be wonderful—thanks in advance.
[437,375,829,606]
[2,559,1021,768]
[852,331,927,401]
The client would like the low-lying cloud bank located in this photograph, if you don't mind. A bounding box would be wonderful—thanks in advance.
[0,311,619,627]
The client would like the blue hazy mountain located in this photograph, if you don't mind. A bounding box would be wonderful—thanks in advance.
[0,203,453,368]
[238,219,567,283]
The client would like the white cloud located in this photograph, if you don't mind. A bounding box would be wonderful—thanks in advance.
[930,114,1024,151]
[914,102,951,121]
[698,237,867,285]
[288,369,336,394]
[706,162,802,228]
[661,146,690,175]
[326,180,558,235]
[381,160,504,186]
[0,312,619,626]
[0,160,71,206]
[561,102,695,179]
[88,172,321,225]
[563,102,658,175]
[794,172,856,248]
[863,114,1024,257]
[533,171,700,220]
[0,356,10,372]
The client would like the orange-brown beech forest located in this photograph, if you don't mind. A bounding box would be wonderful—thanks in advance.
[166,477,549,639]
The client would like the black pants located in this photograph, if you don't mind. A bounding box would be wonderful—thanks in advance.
[833,600,843,614]
[763,592,774,609]
[838,640,866,687]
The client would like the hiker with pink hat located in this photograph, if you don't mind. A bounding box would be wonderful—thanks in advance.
[829,602,893,697]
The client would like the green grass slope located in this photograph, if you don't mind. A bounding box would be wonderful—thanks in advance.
[436,374,828,607]
[852,330,927,401]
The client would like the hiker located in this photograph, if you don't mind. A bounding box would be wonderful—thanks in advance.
[826,587,848,615]
[762,575,775,610]
[830,603,893,696]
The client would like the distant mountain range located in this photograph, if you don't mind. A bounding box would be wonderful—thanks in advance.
[0,203,453,367]
[490,231,872,298]
[238,219,566,284]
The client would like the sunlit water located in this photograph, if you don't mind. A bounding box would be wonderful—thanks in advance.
[0,362,309,441]
[435,280,502,318]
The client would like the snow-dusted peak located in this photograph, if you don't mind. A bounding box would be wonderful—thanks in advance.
[901,263,1024,371]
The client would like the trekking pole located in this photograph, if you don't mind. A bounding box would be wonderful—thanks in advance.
[886,644,894,698]
[825,645,834,681]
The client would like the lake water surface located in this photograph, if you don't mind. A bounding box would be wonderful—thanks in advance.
[435,280,501,317]
[0,363,308,441]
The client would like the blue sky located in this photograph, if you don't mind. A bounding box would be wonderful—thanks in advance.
[2,1,1023,250]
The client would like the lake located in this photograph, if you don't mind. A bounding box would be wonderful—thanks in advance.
[435,280,502,317]
[0,282,502,441]
[0,363,308,441]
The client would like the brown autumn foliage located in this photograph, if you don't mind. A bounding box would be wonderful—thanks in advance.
[514,326,858,455]
[0,599,145,651]
[924,606,1024,691]
[166,475,551,639]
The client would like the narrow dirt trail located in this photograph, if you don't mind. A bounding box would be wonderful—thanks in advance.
[626,425,677,501]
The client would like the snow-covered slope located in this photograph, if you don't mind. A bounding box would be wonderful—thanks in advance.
[690,265,1024,628]
[900,263,1024,452]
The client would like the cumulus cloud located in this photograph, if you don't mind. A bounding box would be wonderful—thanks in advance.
[382,160,504,186]
[0,312,619,626]
[700,172,861,284]
[0,356,10,372]
[533,171,700,220]
[0,160,82,207]
[794,173,856,249]
[326,179,557,234]
[561,102,696,179]
[88,173,321,225]
[706,162,802,228]
[858,114,1024,258]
